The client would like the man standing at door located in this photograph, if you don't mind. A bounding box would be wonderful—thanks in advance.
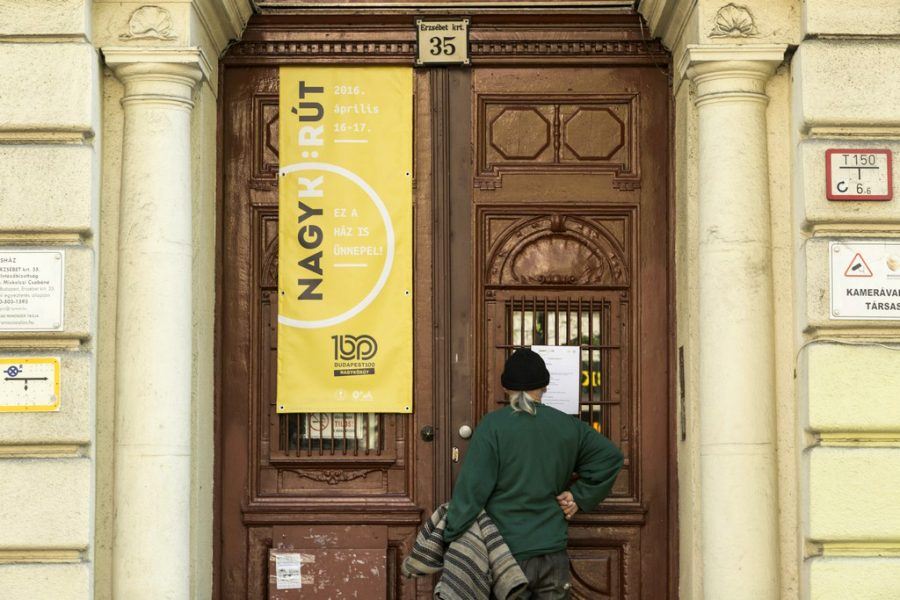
[444,348,624,599]
[444,348,624,600]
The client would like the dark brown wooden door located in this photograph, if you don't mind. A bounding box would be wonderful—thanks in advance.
[217,14,673,600]
[218,66,440,599]
[440,65,673,599]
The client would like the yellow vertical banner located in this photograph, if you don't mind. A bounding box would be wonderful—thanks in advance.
[277,67,413,413]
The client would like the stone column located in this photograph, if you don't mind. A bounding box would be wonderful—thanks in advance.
[103,48,205,599]
[681,44,786,600]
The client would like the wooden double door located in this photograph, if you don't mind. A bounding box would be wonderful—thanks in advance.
[218,14,673,599]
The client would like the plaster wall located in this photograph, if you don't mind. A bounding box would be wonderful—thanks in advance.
[644,0,899,596]
[768,64,800,600]
[0,0,99,598]
[93,67,120,600]
[87,0,804,598]
[659,6,703,595]
[673,67,703,600]
[793,2,900,598]
[189,80,219,600]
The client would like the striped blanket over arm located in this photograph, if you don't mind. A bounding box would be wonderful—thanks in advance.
[402,504,528,600]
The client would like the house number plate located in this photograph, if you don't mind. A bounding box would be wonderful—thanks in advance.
[415,19,470,66]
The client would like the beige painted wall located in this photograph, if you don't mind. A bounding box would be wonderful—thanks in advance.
[0,0,99,598]
[769,64,801,600]
[791,2,900,599]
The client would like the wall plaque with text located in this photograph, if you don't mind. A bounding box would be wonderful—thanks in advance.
[830,241,900,320]
[0,250,64,331]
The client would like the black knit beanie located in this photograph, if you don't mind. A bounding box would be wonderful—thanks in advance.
[501,348,550,391]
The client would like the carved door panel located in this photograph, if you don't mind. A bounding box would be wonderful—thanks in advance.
[447,66,672,600]
[218,66,436,599]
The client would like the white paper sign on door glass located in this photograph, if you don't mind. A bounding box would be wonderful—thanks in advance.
[531,345,581,415]
[830,241,900,320]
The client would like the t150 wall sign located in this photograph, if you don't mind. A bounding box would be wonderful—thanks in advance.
[826,148,893,201]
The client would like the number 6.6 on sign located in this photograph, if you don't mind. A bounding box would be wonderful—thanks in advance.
[415,19,470,66]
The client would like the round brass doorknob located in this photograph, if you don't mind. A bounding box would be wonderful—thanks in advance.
[458,425,473,439]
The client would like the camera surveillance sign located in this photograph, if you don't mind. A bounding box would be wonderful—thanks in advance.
[830,241,900,320]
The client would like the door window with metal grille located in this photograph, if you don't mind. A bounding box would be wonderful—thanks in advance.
[487,294,632,500]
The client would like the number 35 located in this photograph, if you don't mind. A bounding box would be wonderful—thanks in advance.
[429,36,456,56]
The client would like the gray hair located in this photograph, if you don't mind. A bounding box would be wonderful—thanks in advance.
[507,390,537,416]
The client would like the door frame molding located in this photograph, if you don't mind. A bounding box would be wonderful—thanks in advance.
[215,10,675,599]
[222,12,668,67]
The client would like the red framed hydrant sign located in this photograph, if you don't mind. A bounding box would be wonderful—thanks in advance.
[826,149,893,201]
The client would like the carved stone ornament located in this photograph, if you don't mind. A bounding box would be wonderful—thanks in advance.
[120,5,177,41]
[709,3,760,38]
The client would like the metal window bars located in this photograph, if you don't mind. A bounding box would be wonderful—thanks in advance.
[278,412,382,457]
[273,296,620,455]
[501,296,618,437]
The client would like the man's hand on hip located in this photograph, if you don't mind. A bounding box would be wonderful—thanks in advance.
[556,491,578,520]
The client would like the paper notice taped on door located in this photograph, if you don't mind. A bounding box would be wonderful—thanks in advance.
[531,345,581,415]
[274,553,302,590]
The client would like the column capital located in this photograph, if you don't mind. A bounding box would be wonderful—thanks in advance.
[677,44,787,105]
[102,47,209,108]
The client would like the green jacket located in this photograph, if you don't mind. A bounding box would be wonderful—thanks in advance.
[443,403,624,561]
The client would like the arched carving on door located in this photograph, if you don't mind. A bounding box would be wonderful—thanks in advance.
[486,214,629,287]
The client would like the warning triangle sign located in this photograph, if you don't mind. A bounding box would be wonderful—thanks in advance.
[844,253,873,277]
